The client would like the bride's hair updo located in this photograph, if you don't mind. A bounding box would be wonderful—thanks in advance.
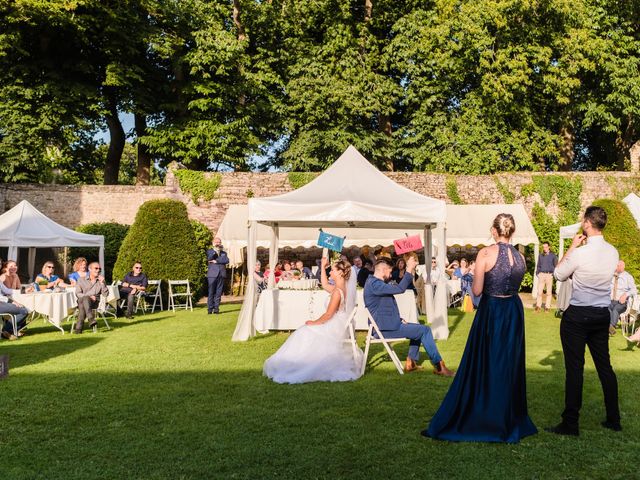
[492,213,516,238]
[333,259,352,280]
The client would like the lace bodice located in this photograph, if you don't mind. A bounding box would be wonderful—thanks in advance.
[483,243,525,296]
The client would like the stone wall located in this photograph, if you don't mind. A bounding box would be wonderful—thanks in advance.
[2,171,639,234]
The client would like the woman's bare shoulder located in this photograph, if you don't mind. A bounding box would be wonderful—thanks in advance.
[478,245,498,257]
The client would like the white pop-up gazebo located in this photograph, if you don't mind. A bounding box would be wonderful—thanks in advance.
[0,200,104,280]
[232,145,448,341]
[218,203,538,265]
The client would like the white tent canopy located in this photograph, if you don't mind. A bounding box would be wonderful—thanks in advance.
[218,203,539,265]
[0,200,104,280]
[623,193,640,227]
[232,145,449,341]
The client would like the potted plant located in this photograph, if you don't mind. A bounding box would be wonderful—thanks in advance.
[36,278,49,291]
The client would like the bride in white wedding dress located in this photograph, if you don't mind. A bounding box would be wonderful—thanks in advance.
[263,257,363,384]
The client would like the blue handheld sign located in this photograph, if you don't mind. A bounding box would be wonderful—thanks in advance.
[317,230,345,253]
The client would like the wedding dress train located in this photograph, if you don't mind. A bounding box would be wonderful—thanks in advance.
[263,289,363,384]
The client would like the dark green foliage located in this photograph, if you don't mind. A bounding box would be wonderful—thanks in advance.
[593,199,640,281]
[494,178,515,203]
[113,200,203,298]
[69,223,130,282]
[190,219,212,295]
[174,170,221,204]
[287,172,319,190]
[1,0,638,176]
[445,178,464,205]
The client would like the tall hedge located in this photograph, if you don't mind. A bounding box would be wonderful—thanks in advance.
[69,222,130,282]
[190,219,212,295]
[113,200,203,298]
[592,199,640,281]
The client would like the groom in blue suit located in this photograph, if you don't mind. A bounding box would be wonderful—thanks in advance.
[364,257,454,376]
[206,237,229,314]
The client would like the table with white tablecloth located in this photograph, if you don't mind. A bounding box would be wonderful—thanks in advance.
[254,289,418,332]
[14,286,119,333]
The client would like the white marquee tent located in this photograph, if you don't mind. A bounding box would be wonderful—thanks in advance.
[232,145,449,341]
[217,203,539,265]
[0,200,104,280]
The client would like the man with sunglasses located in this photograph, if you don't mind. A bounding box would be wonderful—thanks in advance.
[74,262,108,334]
[119,261,148,319]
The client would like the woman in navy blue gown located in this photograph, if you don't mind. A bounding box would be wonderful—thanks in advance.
[422,213,537,443]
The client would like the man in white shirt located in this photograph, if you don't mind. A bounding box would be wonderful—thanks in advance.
[547,206,621,436]
[427,257,442,285]
[608,260,637,335]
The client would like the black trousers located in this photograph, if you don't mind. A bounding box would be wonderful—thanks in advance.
[560,305,620,427]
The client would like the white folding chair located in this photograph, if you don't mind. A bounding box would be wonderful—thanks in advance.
[168,280,193,312]
[0,313,18,337]
[140,280,163,313]
[342,307,360,368]
[361,307,408,375]
[621,296,640,340]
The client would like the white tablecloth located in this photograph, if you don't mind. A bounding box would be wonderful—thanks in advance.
[255,289,417,331]
[14,291,77,329]
[14,285,120,332]
[277,279,318,290]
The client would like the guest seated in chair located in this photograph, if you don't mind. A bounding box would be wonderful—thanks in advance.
[294,260,313,279]
[0,260,22,290]
[68,257,88,286]
[608,260,637,336]
[119,261,148,319]
[74,262,108,334]
[253,261,265,293]
[0,260,29,340]
[35,261,67,290]
[391,257,417,293]
[357,260,374,288]
[364,257,454,376]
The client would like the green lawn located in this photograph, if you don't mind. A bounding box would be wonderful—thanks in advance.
[1,305,638,480]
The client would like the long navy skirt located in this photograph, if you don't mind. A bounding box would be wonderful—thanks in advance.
[422,294,537,443]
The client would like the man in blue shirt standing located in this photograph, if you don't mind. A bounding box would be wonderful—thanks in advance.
[535,241,558,312]
[206,237,229,314]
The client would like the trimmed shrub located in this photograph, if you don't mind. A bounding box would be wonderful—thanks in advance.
[190,219,212,295]
[69,222,130,282]
[113,200,203,299]
[592,199,640,281]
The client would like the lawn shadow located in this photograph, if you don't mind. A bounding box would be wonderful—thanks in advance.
[446,308,467,337]
[539,349,564,370]
[0,337,103,369]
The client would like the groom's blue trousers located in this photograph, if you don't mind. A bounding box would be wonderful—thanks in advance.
[380,323,442,365]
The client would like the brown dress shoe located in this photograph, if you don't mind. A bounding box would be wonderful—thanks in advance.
[404,358,424,373]
[534,306,541,312]
[433,360,455,377]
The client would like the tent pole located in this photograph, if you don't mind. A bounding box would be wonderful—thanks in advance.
[233,220,257,341]
[268,223,279,289]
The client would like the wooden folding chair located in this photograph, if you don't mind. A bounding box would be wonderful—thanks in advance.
[361,307,408,375]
